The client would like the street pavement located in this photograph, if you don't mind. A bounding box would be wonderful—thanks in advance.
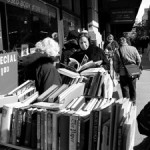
[134,51,150,147]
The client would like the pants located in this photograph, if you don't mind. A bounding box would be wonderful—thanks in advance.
[120,76,137,102]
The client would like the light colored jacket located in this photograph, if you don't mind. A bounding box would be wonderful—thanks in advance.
[113,43,141,76]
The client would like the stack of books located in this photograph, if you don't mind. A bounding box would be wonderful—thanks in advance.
[0,67,136,150]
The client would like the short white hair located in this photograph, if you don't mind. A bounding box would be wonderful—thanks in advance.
[35,41,44,52]
[42,37,60,57]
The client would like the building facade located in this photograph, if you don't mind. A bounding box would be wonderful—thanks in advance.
[0,0,142,54]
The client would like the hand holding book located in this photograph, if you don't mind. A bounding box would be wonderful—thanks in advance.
[68,55,103,73]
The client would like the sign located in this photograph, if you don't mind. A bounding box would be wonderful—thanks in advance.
[0,52,18,95]
[111,9,135,24]
[0,0,57,17]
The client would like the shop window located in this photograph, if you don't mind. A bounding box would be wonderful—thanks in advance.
[6,4,58,54]
[73,0,80,15]
[62,0,72,11]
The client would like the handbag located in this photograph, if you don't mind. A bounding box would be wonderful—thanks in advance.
[118,48,141,78]
[125,64,141,78]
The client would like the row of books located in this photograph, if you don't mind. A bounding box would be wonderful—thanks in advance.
[0,67,135,150]
[0,96,136,150]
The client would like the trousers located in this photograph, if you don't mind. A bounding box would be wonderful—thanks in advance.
[120,75,137,102]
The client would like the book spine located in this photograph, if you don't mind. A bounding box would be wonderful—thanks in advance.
[88,111,93,150]
[41,110,44,150]
[11,107,18,145]
[16,108,23,145]
[117,125,123,150]
[69,115,78,150]
[77,117,81,150]
[92,110,99,150]
[24,108,33,147]
[20,108,28,146]
[31,109,37,148]
[0,106,13,144]
[59,115,69,150]
[37,109,42,150]
[44,110,48,150]
[52,112,59,150]
[47,111,52,150]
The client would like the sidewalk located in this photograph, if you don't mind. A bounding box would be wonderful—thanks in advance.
[134,52,150,147]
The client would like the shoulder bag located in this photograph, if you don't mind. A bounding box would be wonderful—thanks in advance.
[118,48,141,78]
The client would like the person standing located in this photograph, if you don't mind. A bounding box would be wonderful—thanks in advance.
[19,37,62,95]
[70,32,110,70]
[113,37,141,104]
[104,34,119,79]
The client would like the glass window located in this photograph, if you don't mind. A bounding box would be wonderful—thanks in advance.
[6,4,58,54]
[62,0,72,10]
[63,11,81,39]
[73,0,80,15]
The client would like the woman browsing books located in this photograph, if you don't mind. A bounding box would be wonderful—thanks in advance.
[18,37,62,94]
[70,32,110,71]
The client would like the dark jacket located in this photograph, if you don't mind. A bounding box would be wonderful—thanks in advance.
[71,45,110,70]
[19,52,62,94]
[104,40,119,51]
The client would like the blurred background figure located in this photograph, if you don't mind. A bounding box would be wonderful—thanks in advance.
[61,30,80,65]
[104,34,119,79]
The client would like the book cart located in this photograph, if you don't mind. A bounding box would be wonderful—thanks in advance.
[0,64,137,150]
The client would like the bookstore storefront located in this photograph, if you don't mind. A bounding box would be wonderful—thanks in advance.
[63,11,81,39]
[0,0,58,53]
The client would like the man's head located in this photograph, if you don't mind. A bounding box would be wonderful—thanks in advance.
[107,34,114,43]
[119,37,127,45]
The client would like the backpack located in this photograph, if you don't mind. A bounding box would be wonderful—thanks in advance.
[137,101,150,136]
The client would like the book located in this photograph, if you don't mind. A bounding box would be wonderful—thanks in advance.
[21,91,39,105]
[0,95,18,108]
[75,112,90,150]
[87,72,101,96]
[57,82,85,108]
[37,84,59,102]
[68,55,103,73]
[31,108,38,148]
[15,105,31,146]
[68,54,89,71]
[48,84,69,103]
[59,113,70,150]
[8,80,35,96]
[32,102,64,111]
[10,107,19,145]
[17,86,36,102]
[37,109,43,150]
[80,67,106,76]
[24,108,34,147]
[69,114,79,150]
[96,99,115,150]
[101,119,110,150]
[0,102,31,144]
[70,96,85,111]
[47,111,52,150]
[58,68,80,78]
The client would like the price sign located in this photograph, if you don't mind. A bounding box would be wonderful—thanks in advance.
[0,52,18,95]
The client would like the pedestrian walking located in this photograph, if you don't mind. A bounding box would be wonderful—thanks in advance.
[113,37,141,105]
